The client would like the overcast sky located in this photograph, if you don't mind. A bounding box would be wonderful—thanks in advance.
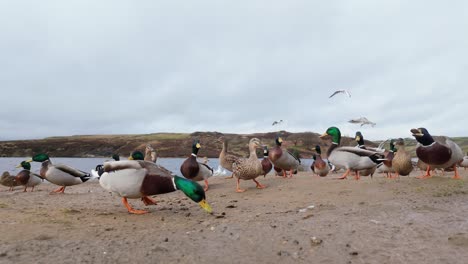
[1,1,467,141]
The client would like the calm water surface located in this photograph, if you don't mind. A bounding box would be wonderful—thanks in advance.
[0,157,314,176]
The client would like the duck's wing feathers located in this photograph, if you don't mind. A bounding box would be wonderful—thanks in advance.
[337,147,385,158]
[54,164,89,177]
[286,150,301,164]
[225,154,240,164]
[199,163,214,173]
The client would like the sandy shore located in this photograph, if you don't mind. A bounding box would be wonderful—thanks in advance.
[1,170,468,264]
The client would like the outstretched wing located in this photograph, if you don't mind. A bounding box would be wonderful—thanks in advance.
[329,90,342,98]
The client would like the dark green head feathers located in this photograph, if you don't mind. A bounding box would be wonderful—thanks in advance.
[173,176,211,213]
[321,127,341,144]
[19,161,31,170]
[112,154,120,161]
[31,153,50,163]
[129,151,144,160]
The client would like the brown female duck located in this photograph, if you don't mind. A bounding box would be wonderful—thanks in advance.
[232,138,264,192]
[1,171,20,191]
[180,140,213,191]
[411,128,463,179]
[217,136,240,179]
[391,138,413,177]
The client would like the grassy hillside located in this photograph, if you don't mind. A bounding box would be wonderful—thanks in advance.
[0,131,377,158]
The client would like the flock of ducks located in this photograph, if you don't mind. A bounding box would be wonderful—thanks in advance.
[1,127,467,215]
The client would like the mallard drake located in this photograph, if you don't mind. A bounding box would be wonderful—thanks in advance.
[15,161,43,192]
[320,127,385,180]
[95,160,212,214]
[411,128,463,179]
[391,138,413,177]
[1,171,20,191]
[27,153,91,194]
[232,138,265,192]
[355,132,381,178]
[261,146,273,177]
[217,136,240,179]
[144,144,157,163]
[180,140,213,191]
[268,137,301,178]
[311,145,331,177]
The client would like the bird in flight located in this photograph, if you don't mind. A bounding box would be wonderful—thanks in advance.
[272,120,284,126]
[348,117,376,127]
[329,90,351,98]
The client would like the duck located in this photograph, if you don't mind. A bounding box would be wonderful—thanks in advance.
[411,128,463,179]
[95,160,212,215]
[180,140,214,191]
[377,139,396,178]
[261,146,273,177]
[311,145,331,177]
[391,138,413,177]
[217,136,240,179]
[144,144,157,163]
[232,138,265,192]
[268,136,301,178]
[354,132,379,178]
[1,171,20,191]
[320,127,385,180]
[15,161,43,192]
[27,153,92,194]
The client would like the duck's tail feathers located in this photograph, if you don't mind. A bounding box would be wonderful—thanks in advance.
[80,173,92,183]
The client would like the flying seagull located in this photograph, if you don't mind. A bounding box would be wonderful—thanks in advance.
[329,90,351,98]
[272,120,284,126]
[348,117,376,127]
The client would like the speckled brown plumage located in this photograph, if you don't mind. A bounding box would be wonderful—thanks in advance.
[392,139,413,176]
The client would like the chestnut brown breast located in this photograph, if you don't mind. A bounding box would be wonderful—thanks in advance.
[416,143,451,165]
[180,156,199,179]
[268,147,283,162]
[140,174,176,196]
[15,170,31,185]
[261,158,272,175]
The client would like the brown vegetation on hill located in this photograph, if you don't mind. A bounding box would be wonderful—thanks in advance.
[0,131,377,158]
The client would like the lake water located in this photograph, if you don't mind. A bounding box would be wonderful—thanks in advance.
[0,157,314,177]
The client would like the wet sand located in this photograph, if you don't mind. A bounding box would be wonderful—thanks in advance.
[1,170,468,264]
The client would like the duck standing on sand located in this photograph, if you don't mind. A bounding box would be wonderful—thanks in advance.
[27,153,91,194]
[15,161,43,192]
[217,136,240,179]
[95,160,212,215]
[261,146,273,177]
[180,140,214,191]
[1,171,20,191]
[391,138,413,178]
[320,127,385,180]
[354,132,379,178]
[232,138,265,192]
[311,145,331,177]
[411,128,463,179]
[268,137,301,178]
